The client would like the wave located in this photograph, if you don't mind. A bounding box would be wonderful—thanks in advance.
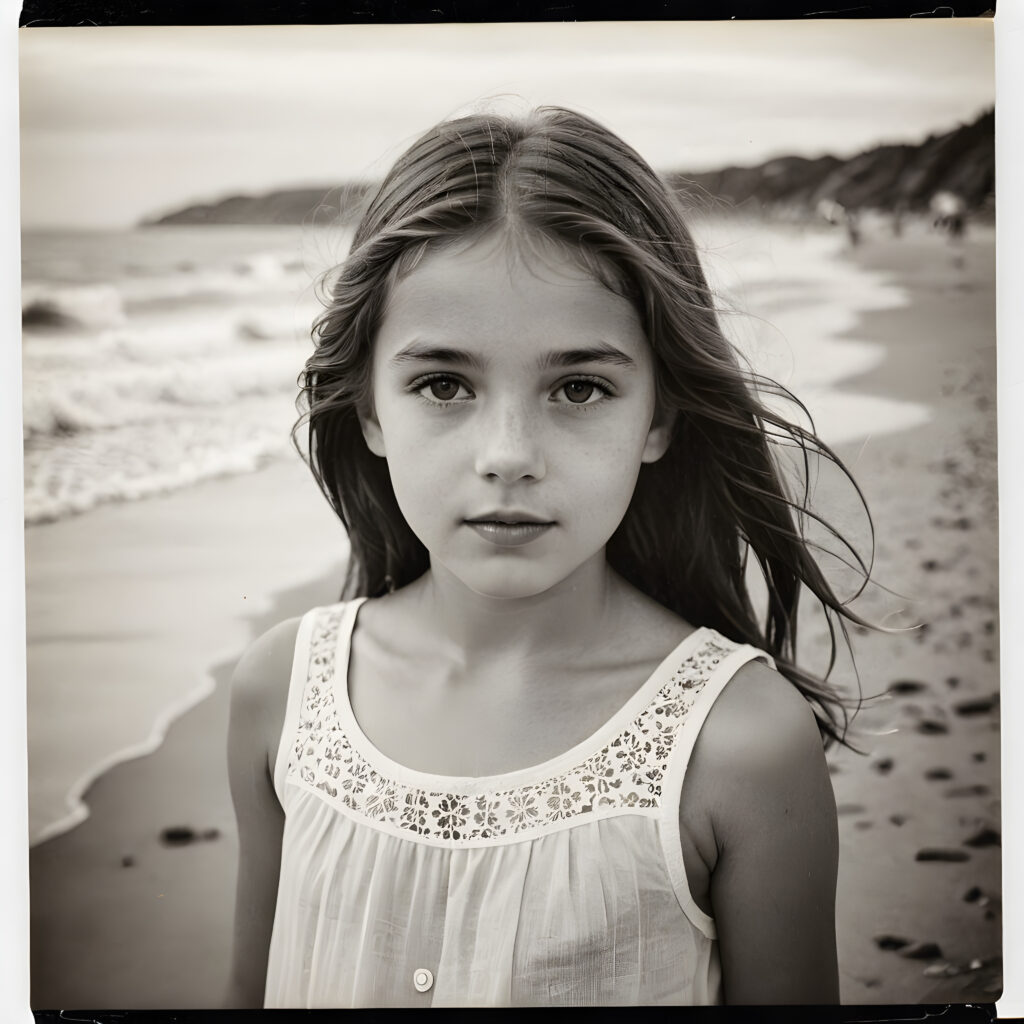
[22,250,318,329]
[22,283,127,330]
[30,670,217,846]
[23,342,304,439]
[23,394,299,524]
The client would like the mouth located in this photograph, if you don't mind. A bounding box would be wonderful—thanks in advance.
[463,514,555,548]
[465,512,554,526]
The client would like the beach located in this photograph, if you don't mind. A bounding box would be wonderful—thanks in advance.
[25,225,1000,1008]
[821,234,1001,1002]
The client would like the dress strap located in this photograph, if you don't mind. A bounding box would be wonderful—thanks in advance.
[657,639,775,939]
[272,605,331,806]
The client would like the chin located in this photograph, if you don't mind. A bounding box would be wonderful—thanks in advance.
[456,563,571,602]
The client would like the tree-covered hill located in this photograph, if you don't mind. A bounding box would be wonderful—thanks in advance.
[145,108,993,226]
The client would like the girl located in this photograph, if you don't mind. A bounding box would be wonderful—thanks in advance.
[227,106,871,1007]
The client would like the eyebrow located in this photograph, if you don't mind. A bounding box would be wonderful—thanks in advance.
[389,344,487,372]
[539,344,637,370]
[388,341,637,371]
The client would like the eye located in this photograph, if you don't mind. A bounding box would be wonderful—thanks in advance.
[563,381,595,404]
[411,374,473,404]
[426,376,462,401]
[553,378,612,406]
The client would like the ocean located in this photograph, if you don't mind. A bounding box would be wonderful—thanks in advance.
[22,224,352,524]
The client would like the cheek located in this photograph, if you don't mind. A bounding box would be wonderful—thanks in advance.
[382,436,461,528]
[561,430,646,506]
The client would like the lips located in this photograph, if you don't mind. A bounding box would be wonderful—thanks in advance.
[464,513,555,548]
[466,511,553,526]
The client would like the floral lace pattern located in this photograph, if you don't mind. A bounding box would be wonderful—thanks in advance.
[288,605,739,844]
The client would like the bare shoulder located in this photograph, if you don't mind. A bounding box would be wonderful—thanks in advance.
[687,658,834,844]
[229,616,304,763]
[232,617,302,700]
[701,659,823,769]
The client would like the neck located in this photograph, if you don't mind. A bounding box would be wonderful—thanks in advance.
[404,553,623,669]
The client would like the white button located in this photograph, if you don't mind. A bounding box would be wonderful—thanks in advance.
[413,967,433,993]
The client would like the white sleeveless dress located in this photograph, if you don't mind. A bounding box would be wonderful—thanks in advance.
[264,598,772,1007]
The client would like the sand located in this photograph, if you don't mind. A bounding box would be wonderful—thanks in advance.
[25,455,349,845]
[26,228,1000,1009]
[820,234,1001,1002]
[27,458,347,1007]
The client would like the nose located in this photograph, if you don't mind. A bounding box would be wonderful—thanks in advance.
[474,398,546,483]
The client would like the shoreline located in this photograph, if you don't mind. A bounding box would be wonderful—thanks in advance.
[26,226,999,1007]
[29,570,340,1008]
[25,455,347,847]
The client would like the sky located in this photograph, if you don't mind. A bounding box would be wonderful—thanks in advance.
[18,20,994,229]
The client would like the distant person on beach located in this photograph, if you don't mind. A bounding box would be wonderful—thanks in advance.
[226,107,877,1007]
[931,190,967,241]
[816,196,861,247]
[930,191,968,269]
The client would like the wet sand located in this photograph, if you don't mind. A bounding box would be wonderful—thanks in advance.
[26,229,1000,1008]
[27,458,347,1008]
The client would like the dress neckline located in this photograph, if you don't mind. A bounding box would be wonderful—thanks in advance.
[330,596,710,792]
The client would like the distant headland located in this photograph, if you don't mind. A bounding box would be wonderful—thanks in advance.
[143,109,993,227]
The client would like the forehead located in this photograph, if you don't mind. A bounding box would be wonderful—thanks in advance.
[375,232,648,358]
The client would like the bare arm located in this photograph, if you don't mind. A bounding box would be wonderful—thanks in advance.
[224,617,301,1008]
[690,661,840,1004]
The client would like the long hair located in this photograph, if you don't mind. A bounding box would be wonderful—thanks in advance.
[297,106,874,745]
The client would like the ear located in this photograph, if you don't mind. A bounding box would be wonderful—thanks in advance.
[358,408,387,458]
[640,408,675,464]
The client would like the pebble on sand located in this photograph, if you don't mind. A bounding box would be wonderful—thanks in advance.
[945,784,990,798]
[924,768,953,780]
[963,827,1000,848]
[954,697,998,717]
[915,848,970,863]
[874,935,910,951]
[888,680,928,696]
[873,758,894,775]
[159,825,223,847]
[963,886,984,902]
[916,719,949,736]
[900,941,943,960]
[160,826,198,845]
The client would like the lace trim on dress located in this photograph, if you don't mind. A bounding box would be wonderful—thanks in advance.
[287,605,738,845]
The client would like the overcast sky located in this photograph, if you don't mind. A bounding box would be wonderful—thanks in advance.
[19,20,994,229]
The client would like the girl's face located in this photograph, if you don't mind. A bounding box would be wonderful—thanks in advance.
[361,231,671,601]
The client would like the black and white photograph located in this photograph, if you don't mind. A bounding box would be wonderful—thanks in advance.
[16,17,1009,1010]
